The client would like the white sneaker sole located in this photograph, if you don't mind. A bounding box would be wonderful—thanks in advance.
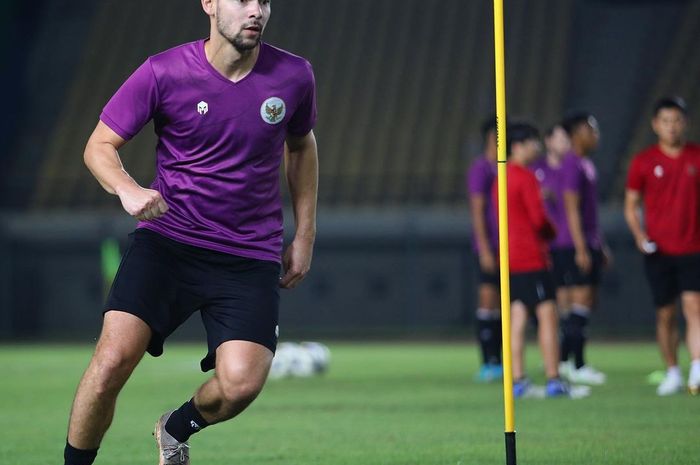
[515,384,591,399]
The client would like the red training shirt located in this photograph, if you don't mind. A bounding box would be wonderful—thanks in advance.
[493,163,556,272]
[626,143,700,256]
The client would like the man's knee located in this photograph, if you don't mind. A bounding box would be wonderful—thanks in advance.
[681,292,700,312]
[213,341,272,413]
[216,366,266,406]
[657,305,677,325]
[90,344,143,394]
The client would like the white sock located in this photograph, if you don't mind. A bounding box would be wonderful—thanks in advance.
[570,304,591,318]
[690,360,700,375]
[667,366,681,378]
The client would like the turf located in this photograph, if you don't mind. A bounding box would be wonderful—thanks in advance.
[0,342,696,464]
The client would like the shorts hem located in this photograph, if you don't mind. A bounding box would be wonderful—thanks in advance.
[102,306,165,357]
[201,337,277,372]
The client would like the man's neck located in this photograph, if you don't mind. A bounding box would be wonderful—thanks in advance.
[658,140,684,158]
[546,152,562,168]
[571,142,587,157]
[510,155,526,167]
[485,146,498,162]
[205,36,260,83]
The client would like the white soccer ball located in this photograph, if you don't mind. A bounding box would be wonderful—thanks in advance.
[269,342,331,380]
[301,341,331,374]
[286,343,316,378]
[268,342,297,379]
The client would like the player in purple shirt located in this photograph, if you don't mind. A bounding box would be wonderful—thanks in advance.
[552,112,609,386]
[64,2,318,464]
[467,118,502,382]
[531,124,569,237]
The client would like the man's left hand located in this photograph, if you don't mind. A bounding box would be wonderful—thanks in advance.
[279,237,314,289]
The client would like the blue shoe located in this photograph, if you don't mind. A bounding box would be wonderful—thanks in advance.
[545,378,570,398]
[475,365,495,383]
[513,378,531,398]
[475,364,504,383]
[489,364,504,379]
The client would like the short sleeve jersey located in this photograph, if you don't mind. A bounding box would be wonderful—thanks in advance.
[626,143,700,255]
[558,151,602,250]
[467,156,498,253]
[493,163,554,273]
[530,157,566,249]
[101,40,317,263]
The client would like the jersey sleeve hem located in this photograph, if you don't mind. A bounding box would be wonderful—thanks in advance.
[99,112,136,140]
[287,126,314,137]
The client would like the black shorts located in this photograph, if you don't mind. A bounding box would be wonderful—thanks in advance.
[644,252,700,307]
[509,270,556,311]
[105,228,281,372]
[550,247,603,288]
[475,256,500,286]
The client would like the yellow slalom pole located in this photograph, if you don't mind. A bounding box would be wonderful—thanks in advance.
[493,0,517,464]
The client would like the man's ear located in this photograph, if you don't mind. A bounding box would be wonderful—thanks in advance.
[201,0,216,17]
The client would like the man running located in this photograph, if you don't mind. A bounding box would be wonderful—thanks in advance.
[63,1,318,464]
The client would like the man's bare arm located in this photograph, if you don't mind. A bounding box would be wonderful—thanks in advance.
[469,194,496,272]
[280,130,318,289]
[563,190,591,272]
[84,121,168,221]
[624,189,652,254]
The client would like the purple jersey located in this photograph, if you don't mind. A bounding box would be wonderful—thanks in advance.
[557,151,601,249]
[101,40,317,263]
[530,157,566,248]
[467,156,498,253]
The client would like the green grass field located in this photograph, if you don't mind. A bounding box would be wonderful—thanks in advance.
[0,342,696,465]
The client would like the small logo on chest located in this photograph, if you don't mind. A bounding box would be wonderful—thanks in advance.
[197,101,208,115]
[261,97,286,125]
[535,169,545,182]
[654,165,664,178]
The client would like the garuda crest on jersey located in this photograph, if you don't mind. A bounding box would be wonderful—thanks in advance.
[261,97,286,125]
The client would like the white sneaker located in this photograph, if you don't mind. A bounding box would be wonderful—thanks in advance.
[558,361,573,380]
[568,365,606,385]
[688,369,700,396]
[657,373,683,396]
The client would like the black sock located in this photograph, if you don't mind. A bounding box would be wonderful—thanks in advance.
[559,316,571,363]
[568,313,589,369]
[476,318,491,365]
[488,319,502,365]
[477,318,502,365]
[64,442,98,465]
[165,398,210,443]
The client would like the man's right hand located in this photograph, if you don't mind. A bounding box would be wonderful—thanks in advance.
[479,251,497,273]
[635,235,657,255]
[575,247,592,274]
[116,184,169,221]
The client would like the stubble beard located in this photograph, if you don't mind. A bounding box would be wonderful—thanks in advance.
[232,33,261,52]
[217,15,261,53]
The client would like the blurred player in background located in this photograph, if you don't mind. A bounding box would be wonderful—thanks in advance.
[530,125,570,245]
[625,97,700,396]
[552,112,608,385]
[531,125,575,369]
[494,122,568,398]
[467,117,502,381]
[531,125,570,216]
[64,1,319,464]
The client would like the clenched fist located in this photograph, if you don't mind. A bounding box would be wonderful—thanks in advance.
[116,184,169,221]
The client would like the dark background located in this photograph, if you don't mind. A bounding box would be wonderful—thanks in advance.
[1,0,698,342]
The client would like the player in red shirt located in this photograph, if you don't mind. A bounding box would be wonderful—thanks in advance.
[625,97,700,396]
[494,122,568,398]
